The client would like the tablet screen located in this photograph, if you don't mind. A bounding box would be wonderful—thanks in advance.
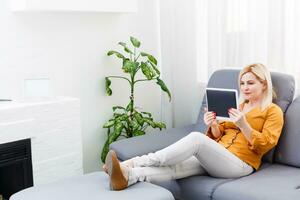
[206,88,238,120]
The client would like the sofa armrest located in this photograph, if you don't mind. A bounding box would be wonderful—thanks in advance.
[109,125,197,161]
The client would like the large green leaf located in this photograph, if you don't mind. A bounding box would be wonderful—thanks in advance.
[133,112,144,125]
[147,55,157,65]
[105,77,112,96]
[133,130,145,136]
[108,122,124,144]
[146,62,157,78]
[100,139,109,163]
[149,62,160,76]
[103,120,115,128]
[118,42,127,47]
[122,60,136,73]
[124,47,133,54]
[140,52,157,65]
[156,78,171,101]
[154,122,166,130]
[116,114,128,121]
[112,106,125,112]
[126,101,133,112]
[143,117,156,128]
[130,36,141,48]
[134,62,139,71]
[113,113,123,117]
[107,50,125,59]
[122,58,129,66]
[140,62,152,80]
[141,111,152,117]
[131,119,140,131]
[118,42,133,54]
[140,52,148,57]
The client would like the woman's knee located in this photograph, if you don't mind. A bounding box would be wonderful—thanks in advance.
[187,132,211,149]
[188,131,207,140]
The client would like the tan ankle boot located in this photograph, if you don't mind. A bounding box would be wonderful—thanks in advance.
[105,150,128,191]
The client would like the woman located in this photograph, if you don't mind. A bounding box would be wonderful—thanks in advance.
[104,63,284,191]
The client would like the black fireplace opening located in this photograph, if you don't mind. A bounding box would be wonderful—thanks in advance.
[0,139,33,200]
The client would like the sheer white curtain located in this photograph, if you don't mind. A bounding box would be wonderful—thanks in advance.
[159,0,300,128]
[197,0,300,94]
[160,0,202,128]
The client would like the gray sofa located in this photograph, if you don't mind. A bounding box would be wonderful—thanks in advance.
[110,69,300,200]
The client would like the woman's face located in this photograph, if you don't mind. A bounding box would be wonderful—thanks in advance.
[240,72,266,103]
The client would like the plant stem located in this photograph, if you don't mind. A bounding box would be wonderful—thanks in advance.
[128,48,136,135]
[107,128,110,138]
[134,78,156,84]
[130,75,134,115]
[135,53,140,62]
[134,47,136,60]
[131,47,137,116]
[107,76,131,84]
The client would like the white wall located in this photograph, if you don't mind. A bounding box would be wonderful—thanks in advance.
[0,0,162,173]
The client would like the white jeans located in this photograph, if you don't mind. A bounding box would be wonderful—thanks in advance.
[127,132,254,185]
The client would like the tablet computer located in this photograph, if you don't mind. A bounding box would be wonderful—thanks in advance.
[206,87,238,121]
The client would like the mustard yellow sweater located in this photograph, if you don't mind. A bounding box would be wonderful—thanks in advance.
[206,103,284,170]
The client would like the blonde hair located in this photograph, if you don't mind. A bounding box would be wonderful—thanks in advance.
[238,63,276,111]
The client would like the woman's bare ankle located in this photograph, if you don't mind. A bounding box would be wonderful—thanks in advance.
[102,164,108,174]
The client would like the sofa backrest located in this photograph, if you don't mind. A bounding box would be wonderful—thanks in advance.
[274,96,300,167]
[195,69,295,163]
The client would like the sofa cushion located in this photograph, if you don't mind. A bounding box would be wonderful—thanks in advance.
[212,164,300,200]
[148,176,237,200]
[275,96,300,167]
[270,72,295,113]
[154,180,182,200]
[110,125,197,161]
[177,176,230,200]
[195,69,295,163]
[10,172,174,200]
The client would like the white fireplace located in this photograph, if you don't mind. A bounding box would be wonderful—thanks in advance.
[0,97,83,186]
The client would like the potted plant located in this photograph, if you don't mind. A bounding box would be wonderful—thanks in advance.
[101,36,171,163]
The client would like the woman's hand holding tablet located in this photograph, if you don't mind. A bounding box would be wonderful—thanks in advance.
[206,88,238,121]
